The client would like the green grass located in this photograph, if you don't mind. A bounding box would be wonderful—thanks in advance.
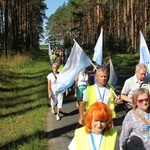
[0,50,50,149]
[39,45,49,50]
[103,53,140,74]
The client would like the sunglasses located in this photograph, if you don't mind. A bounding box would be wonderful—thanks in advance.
[137,98,149,103]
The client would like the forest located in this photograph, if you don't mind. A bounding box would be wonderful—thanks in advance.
[0,0,150,58]
[46,0,150,54]
[0,0,47,57]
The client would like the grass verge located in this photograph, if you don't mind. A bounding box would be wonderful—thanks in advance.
[0,50,50,150]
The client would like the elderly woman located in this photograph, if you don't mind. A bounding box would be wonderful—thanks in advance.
[68,102,119,150]
[120,88,150,150]
[47,63,63,121]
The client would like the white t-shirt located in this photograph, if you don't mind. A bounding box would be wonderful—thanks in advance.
[77,72,89,86]
[83,83,110,104]
[47,72,59,93]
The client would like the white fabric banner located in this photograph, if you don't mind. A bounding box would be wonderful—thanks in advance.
[139,31,150,77]
[93,28,103,65]
[56,40,92,92]
[108,57,118,86]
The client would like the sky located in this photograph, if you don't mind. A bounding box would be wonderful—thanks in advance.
[45,0,68,18]
[41,0,68,44]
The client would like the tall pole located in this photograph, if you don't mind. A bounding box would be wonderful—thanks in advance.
[131,0,134,51]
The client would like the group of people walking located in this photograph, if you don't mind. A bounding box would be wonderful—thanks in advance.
[47,50,150,150]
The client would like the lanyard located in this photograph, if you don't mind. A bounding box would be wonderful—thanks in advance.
[96,84,106,102]
[90,133,103,150]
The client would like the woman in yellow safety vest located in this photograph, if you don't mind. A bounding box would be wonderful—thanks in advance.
[68,102,119,150]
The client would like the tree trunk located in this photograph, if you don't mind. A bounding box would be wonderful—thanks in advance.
[4,0,8,58]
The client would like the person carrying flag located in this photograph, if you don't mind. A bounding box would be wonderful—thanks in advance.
[78,65,121,125]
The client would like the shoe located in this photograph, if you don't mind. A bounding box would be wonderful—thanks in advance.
[51,107,55,114]
[56,115,60,121]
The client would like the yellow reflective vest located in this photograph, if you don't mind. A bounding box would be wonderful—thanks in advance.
[58,64,64,72]
[75,127,117,150]
[85,83,116,118]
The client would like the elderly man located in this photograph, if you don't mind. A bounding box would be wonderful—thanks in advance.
[121,63,150,112]
[78,65,121,125]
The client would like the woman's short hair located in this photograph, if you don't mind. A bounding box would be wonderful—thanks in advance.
[51,63,58,68]
[85,102,113,134]
[132,88,150,109]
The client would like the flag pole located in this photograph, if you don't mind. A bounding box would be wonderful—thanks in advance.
[110,88,118,98]
[92,63,97,71]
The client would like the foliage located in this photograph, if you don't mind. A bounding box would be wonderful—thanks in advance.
[40,44,49,49]
[0,0,47,57]
[146,24,150,47]
[108,53,140,74]
[45,0,150,53]
[45,2,72,47]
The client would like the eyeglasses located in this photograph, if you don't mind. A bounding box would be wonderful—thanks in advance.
[137,98,149,103]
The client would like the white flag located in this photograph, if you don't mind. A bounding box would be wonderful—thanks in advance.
[108,57,118,86]
[56,40,92,92]
[93,28,103,65]
[139,31,150,77]
[48,43,52,55]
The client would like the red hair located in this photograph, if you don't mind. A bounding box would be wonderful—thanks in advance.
[85,102,113,134]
